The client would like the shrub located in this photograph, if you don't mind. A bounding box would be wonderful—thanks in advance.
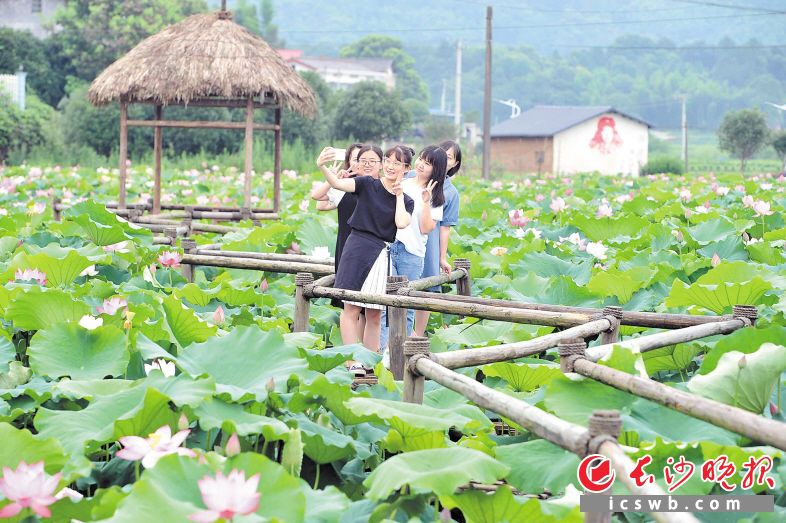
[0,93,54,162]
[641,156,684,175]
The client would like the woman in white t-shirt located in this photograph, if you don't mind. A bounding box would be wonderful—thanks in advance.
[380,145,447,347]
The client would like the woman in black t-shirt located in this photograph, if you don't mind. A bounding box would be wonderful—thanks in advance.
[317,145,415,355]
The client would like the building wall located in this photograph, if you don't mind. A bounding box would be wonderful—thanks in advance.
[292,63,395,91]
[0,0,64,38]
[553,113,648,175]
[490,137,553,174]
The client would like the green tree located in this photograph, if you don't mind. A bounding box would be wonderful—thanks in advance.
[340,36,429,114]
[771,130,786,173]
[717,108,770,173]
[333,81,410,143]
[281,71,331,148]
[260,0,285,47]
[0,29,64,107]
[0,94,54,161]
[52,0,207,81]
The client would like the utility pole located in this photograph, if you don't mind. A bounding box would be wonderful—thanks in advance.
[482,6,492,180]
[681,95,688,174]
[440,79,447,113]
[454,39,462,141]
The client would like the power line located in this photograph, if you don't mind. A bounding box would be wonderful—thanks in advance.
[665,0,786,14]
[451,0,693,14]
[279,10,783,35]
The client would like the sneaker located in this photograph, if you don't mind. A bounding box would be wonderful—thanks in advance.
[348,364,366,377]
[381,348,390,369]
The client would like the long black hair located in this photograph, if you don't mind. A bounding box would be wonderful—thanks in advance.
[356,144,383,163]
[439,140,462,178]
[343,142,364,171]
[418,145,447,208]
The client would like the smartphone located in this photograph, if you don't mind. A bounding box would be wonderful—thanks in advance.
[332,148,346,162]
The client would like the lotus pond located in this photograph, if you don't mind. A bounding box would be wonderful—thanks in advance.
[0,163,785,522]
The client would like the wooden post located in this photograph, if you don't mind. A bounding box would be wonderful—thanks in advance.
[153,105,163,214]
[274,104,282,214]
[180,238,197,283]
[599,306,622,345]
[243,98,254,209]
[387,275,409,380]
[294,272,314,332]
[119,101,128,210]
[584,410,622,523]
[403,337,430,404]
[453,258,472,297]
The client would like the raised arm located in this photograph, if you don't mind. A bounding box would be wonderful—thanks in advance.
[310,181,332,201]
[391,178,411,229]
[317,147,355,193]
[418,180,438,234]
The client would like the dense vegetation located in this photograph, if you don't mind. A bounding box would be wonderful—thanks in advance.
[0,162,784,521]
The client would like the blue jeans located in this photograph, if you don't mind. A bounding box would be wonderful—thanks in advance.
[380,241,424,349]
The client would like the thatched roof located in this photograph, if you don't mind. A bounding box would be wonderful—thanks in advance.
[88,11,317,117]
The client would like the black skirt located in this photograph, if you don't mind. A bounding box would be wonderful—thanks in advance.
[334,230,388,310]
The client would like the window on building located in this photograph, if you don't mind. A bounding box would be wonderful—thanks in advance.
[32,0,43,13]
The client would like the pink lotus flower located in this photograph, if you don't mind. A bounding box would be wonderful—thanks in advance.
[189,470,260,523]
[715,185,730,196]
[158,251,182,268]
[0,461,61,518]
[116,425,195,469]
[679,189,692,201]
[742,195,755,208]
[753,200,773,217]
[711,253,721,267]
[491,181,503,190]
[508,209,528,227]
[80,265,98,277]
[97,296,128,315]
[103,241,129,253]
[14,268,46,285]
[596,203,613,218]
[535,194,545,202]
[549,197,567,213]
[490,246,508,256]
[213,306,225,325]
[225,434,241,457]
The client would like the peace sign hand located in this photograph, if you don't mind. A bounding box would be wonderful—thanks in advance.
[421,180,437,204]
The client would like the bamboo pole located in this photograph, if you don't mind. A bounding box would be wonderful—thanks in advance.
[118,101,128,210]
[274,105,282,214]
[181,254,334,275]
[599,306,622,345]
[196,249,334,267]
[408,269,465,291]
[180,238,197,282]
[153,105,163,214]
[293,273,314,332]
[189,222,240,234]
[244,98,254,209]
[454,258,472,297]
[130,222,190,235]
[313,274,335,287]
[152,236,172,245]
[414,358,697,523]
[585,318,749,362]
[396,291,725,330]
[126,119,278,131]
[563,349,786,452]
[387,275,409,380]
[307,286,594,327]
[403,337,430,403]
[431,318,613,369]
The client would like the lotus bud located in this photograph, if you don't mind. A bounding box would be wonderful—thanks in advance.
[481,210,487,221]
[225,433,241,456]
[738,355,747,369]
[742,232,750,242]
[266,377,275,391]
[213,305,225,325]
[440,508,453,522]
[280,428,304,477]
[123,309,136,329]
[317,412,331,428]
[711,253,721,267]
[260,279,269,292]
[770,402,780,416]
[178,413,189,431]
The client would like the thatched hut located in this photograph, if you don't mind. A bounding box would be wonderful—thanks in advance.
[89,7,317,214]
